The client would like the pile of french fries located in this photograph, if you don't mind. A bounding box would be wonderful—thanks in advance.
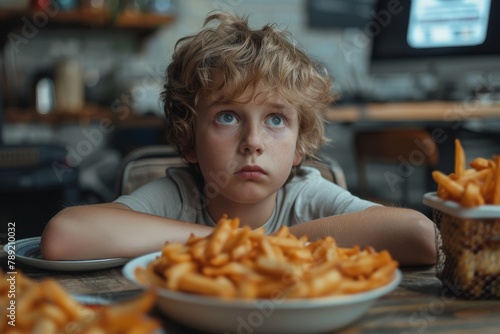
[0,271,160,334]
[136,215,398,299]
[432,139,500,207]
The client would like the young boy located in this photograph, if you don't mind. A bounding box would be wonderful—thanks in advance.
[41,12,437,266]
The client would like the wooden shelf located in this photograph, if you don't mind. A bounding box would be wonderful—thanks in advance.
[0,8,174,29]
[0,7,175,119]
[115,11,175,28]
[325,101,500,123]
[0,7,174,129]
[4,106,166,127]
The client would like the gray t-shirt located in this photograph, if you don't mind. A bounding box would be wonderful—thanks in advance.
[114,166,377,233]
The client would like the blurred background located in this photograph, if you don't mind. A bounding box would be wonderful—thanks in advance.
[1,0,500,238]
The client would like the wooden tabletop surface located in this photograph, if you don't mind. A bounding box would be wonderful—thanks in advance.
[3,259,499,334]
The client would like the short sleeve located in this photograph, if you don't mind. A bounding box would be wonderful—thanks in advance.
[114,177,184,219]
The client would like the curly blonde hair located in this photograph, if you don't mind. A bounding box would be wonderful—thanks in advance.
[162,12,335,160]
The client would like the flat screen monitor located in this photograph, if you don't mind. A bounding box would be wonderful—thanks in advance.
[369,0,500,100]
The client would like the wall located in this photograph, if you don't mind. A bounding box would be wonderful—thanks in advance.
[142,0,370,103]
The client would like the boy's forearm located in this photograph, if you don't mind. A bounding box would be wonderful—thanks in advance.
[288,206,437,266]
[41,203,213,260]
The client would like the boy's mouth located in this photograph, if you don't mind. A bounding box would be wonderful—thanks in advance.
[235,165,267,180]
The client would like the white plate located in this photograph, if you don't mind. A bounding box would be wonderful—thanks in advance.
[423,192,500,218]
[123,252,402,334]
[3,237,130,271]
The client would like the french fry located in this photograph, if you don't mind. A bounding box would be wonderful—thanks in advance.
[259,238,278,260]
[461,182,484,208]
[209,252,230,266]
[255,256,302,279]
[16,285,44,329]
[32,317,57,334]
[308,270,342,297]
[42,279,82,320]
[432,171,464,199]
[433,139,499,207]
[456,168,491,186]
[469,157,491,170]
[206,217,234,258]
[454,138,466,178]
[189,238,208,260]
[0,271,160,334]
[203,262,264,281]
[135,266,165,287]
[137,214,398,300]
[39,303,69,327]
[165,262,196,290]
[162,243,191,263]
[231,241,253,260]
[492,156,500,205]
[222,225,251,253]
[480,169,494,200]
[338,278,373,294]
[178,272,235,298]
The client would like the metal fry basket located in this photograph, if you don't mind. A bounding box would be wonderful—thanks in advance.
[424,192,500,299]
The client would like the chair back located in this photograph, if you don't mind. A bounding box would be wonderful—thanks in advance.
[302,156,347,189]
[115,146,185,196]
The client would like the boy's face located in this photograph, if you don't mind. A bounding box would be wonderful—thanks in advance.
[185,82,302,208]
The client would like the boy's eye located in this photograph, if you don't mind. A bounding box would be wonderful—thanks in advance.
[266,114,286,128]
[215,111,238,125]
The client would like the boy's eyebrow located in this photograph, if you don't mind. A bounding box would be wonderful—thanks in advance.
[268,103,290,110]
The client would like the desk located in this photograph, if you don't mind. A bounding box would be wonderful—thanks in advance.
[8,263,500,333]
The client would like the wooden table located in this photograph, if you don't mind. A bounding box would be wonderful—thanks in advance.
[5,261,500,333]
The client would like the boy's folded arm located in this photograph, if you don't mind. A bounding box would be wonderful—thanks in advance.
[288,206,437,267]
[40,202,214,261]
[41,201,437,266]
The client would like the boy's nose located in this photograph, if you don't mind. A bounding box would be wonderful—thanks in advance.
[239,124,264,155]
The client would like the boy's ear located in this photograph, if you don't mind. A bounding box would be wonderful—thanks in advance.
[293,152,303,166]
[184,149,198,163]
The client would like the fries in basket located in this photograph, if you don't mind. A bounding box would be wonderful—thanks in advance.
[428,139,500,299]
[136,215,399,299]
[0,271,160,333]
[432,139,500,207]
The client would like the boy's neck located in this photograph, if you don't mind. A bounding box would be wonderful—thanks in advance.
[206,194,277,230]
